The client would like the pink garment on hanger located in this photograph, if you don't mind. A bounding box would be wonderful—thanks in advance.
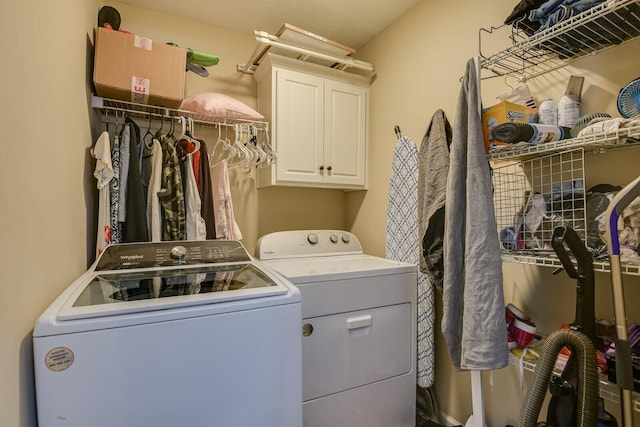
[210,160,242,240]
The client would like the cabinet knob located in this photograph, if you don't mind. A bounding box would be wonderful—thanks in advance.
[319,165,324,171]
[327,166,332,171]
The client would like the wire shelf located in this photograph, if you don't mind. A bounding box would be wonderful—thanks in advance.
[488,124,640,161]
[492,146,640,276]
[501,252,640,275]
[508,352,640,412]
[91,95,269,130]
[480,0,640,81]
[493,148,587,254]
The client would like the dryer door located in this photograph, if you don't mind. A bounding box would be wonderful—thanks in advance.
[302,303,412,401]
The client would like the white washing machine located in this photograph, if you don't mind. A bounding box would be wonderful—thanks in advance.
[256,230,417,427]
[33,240,302,427]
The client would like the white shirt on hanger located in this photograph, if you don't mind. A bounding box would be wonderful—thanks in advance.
[92,131,114,257]
[146,139,163,242]
[185,152,207,241]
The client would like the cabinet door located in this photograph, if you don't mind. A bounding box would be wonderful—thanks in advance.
[323,80,367,187]
[275,68,325,184]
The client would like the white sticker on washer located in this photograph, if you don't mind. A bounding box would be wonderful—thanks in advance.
[45,347,74,372]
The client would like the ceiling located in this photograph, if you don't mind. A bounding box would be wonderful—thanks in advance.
[116,0,421,50]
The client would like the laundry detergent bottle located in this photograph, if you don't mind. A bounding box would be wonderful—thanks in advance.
[558,76,584,128]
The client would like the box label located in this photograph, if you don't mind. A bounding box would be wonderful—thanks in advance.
[134,35,153,51]
[131,76,150,104]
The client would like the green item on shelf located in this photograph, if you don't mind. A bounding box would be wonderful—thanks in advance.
[186,48,220,66]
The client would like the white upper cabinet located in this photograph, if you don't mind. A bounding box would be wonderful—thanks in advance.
[254,54,369,190]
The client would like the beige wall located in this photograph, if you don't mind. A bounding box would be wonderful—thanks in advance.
[352,0,640,425]
[2,1,639,426]
[0,1,100,426]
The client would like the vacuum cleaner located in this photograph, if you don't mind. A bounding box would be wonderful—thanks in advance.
[604,175,640,427]
[518,226,611,427]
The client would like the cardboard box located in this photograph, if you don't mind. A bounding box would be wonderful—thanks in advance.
[93,27,186,108]
[482,101,538,154]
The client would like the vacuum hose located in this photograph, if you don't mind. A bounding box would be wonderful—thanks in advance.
[518,328,599,427]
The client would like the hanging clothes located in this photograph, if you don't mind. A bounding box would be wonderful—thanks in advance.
[197,139,217,239]
[191,142,202,191]
[146,138,163,242]
[92,131,114,257]
[118,124,130,225]
[418,109,452,288]
[139,126,155,210]
[123,117,148,242]
[385,135,434,388]
[442,58,508,371]
[177,139,206,241]
[109,133,122,244]
[158,136,186,241]
[211,160,242,240]
[184,151,207,241]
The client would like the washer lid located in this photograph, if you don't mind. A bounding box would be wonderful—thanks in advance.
[57,262,289,321]
[263,254,416,283]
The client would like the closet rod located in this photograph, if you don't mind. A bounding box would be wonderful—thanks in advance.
[92,95,269,130]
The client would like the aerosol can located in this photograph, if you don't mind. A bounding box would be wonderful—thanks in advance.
[558,76,584,128]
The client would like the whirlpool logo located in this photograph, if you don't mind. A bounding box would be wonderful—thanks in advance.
[120,254,144,260]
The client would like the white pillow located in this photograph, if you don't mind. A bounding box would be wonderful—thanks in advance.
[179,92,264,121]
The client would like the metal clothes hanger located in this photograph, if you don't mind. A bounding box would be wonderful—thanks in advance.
[143,113,154,148]
[104,109,110,133]
[176,117,200,155]
[154,114,165,138]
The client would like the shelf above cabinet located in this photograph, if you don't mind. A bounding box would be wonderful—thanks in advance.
[479,0,640,81]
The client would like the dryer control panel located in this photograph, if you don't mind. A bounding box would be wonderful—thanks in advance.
[255,230,363,260]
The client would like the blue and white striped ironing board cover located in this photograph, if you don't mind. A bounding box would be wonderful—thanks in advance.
[386,136,434,388]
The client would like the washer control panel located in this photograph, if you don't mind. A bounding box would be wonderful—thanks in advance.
[95,240,251,271]
[255,230,363,260]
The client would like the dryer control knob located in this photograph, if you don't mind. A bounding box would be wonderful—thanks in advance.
[330,234,339,243]
[170,245,188,260]
[307,233,319,245]
[341,234,350,243]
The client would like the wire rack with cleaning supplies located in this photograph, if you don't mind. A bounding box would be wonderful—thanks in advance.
[479,0,640,81]
[492,148,587,256]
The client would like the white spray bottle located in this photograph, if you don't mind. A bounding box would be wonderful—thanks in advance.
[558,76,584,128]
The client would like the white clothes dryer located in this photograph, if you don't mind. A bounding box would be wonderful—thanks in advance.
[33,240,302,427]
[256,230,417,427]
